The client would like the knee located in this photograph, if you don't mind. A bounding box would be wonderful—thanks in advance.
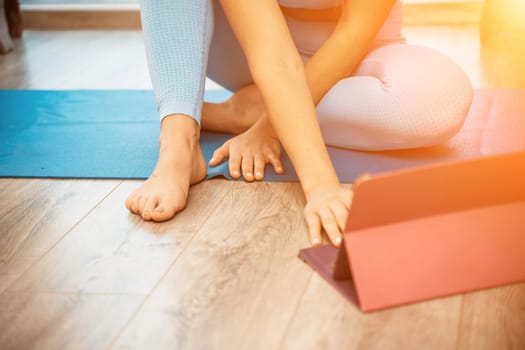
[391,96,472,149]
[318,45,474,151]
[320,80,473,151]
[396,47,474,148]
[372,44,474,149]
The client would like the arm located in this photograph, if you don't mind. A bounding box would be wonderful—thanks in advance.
[304,0,398,104]
[221,0,397,136]
[219,0,350,245]
[219,0,339,195]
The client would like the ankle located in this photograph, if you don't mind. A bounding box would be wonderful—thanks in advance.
[159,114,200,144]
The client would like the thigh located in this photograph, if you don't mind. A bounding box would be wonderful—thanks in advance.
[316,43,473,150]
[207,3,330,90]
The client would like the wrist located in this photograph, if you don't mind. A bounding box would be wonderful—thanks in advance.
[302,176,341,200]
[253,113,278,137]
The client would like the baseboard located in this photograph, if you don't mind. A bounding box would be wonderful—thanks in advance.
[20,1,483,30]
[21,3,141,29]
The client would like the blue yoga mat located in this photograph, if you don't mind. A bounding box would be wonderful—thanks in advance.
[0,89,304,180]
[1,89,520,182]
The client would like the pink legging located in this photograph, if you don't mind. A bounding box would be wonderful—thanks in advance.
[206,1,473,151]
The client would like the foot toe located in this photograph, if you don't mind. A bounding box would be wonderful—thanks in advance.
[130,195,142,214]
[150,198,183,222]
[150,207,175,222]
[125,193,136,211]
[141,197,158,221]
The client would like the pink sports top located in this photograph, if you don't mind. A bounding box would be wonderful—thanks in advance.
[280,0,404,57]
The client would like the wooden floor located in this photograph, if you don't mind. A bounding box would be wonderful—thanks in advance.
[1,26,525,350]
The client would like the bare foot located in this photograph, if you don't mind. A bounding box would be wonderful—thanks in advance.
[201,84,263,134]
[125,115,207,222]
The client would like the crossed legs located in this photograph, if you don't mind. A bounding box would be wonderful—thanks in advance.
[127,0,473,222]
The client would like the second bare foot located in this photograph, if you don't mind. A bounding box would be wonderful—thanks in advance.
[201,84,264,134]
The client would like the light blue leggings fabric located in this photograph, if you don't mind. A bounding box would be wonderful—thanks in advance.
[140,0,213,124]
[140,0,474,151]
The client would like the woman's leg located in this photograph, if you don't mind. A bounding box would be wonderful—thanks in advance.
[142,0,213,124]
[207,0,253,91]
[126,0,213,222]
[202,5,473,152]
[316,43,474,150]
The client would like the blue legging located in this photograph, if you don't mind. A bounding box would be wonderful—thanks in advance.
[140,0,473,151]
[140,0,213,123]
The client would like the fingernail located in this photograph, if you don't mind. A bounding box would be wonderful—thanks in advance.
[142,210,150,216]
[335,236,342,245]
[153,208,164,212]
[255,171,262,178]
[232,170,239,177]
[247,172,253,178]
[277,167,283,173]
[312,238,320,245]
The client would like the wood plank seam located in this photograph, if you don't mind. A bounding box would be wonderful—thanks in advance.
[105,183,232,350]
[276,273,314,350]
[0,180,123,298]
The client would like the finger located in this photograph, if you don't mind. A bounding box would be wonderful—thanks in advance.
[228,152,242,179]
[337,188,354,210]
[332,202,349,232]
[305,211,322,246]
[142,196,158,221]
[241,155,255,182]
[355,173,372,184]
[209,142,230,167]
[253,154,265,181]
[320,209,343,247]
[353,173,372,189]
[267,153,284,174]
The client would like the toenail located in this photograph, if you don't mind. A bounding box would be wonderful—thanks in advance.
[255,172,262,177]
[247,172,253,177]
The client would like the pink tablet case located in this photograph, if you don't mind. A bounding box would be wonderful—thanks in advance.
[300,151,525,312]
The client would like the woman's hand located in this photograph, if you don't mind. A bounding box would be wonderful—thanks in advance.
[304,184,353,247]
[209,117,284,182]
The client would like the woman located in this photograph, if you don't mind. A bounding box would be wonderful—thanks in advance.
[126,0,473,246]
